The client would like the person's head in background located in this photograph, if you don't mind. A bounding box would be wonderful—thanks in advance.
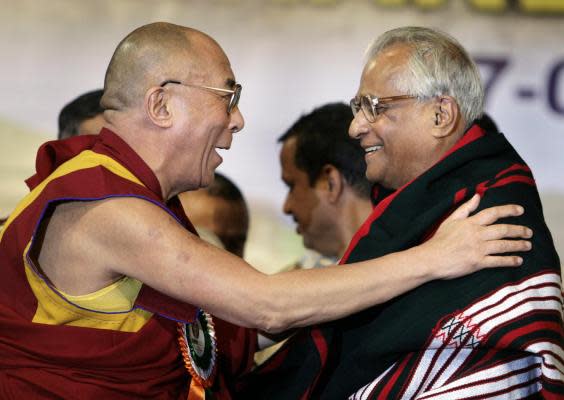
[279,103,373,259]
[179,172,249,258]
[58,89,105,139]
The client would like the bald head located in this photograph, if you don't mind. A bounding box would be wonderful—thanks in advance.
[99,22,243,201]
[101,22,221,111]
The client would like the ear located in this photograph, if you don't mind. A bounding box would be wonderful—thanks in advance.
[431,95,460,138]
[317,164,344,204]
[145,87,173,128]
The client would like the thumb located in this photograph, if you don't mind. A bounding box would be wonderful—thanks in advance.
[448,194,481,221]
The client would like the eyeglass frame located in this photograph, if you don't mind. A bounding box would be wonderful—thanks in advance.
[350,94,417,122]
[160,79,242,114]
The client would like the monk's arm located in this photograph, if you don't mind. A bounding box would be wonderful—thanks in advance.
[56,195,532,333]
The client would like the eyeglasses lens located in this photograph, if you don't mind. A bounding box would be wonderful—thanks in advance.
[228,84,242,114]
[361,95,376,122]
[350,98,360,117]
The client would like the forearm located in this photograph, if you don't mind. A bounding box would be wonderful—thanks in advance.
[104,196,529,332]
[152,238,435,333]
[255,245,436,331]
[184,244,435,333]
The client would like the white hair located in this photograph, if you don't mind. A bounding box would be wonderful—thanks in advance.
[365,27,484,128]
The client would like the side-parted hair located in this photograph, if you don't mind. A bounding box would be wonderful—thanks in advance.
[366,26,484,129]
[279,103,371,199]
[58,89,104,139]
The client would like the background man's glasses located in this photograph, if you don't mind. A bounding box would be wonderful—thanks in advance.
[350,94,416,122]
[160,80,242,114]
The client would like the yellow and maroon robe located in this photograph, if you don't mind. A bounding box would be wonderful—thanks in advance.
[240,123,564,399]
[0,129,256,399]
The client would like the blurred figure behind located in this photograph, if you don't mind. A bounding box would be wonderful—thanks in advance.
[279,102,374,261]
[58,89,104,139]
[179,172,249,258]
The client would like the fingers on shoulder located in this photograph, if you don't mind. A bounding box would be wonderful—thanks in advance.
[449,194,480,220]
[472,204,524,225]
[484,239,532,255]
[480,255,524,269]
[481,224,533,241]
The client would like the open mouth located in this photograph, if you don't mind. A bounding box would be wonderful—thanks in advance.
[215,146,230,157]
[365,145,383,154]
[213,147,229,164]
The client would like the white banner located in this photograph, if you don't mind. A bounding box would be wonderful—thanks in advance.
[1,0,562,269]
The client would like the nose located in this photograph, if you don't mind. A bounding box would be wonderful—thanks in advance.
[282,193,292,216]
[348,111,368,140]
[230,107,245,133]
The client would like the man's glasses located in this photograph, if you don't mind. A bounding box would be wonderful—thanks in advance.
[350,94,416,122]
[160,80,242,114]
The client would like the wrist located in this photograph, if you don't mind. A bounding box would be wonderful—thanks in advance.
[410,243,441,282]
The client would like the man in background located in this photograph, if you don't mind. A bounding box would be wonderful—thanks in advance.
[58,89,104,139]
[255,102,377,363]
[179,172,249,258]
[279,102,375,264]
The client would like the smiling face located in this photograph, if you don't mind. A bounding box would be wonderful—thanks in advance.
[101,24,245,200]
[166,35,245,193]
[349,44,437,190]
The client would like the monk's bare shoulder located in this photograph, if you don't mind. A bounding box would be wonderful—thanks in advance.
[33,197,193,295]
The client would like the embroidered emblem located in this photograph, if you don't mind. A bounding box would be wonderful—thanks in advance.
[178,311,217,388]
[435,315,482,348]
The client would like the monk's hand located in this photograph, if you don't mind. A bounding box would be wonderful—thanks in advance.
[426,194,532,280]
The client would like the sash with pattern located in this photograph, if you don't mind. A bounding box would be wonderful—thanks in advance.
[240,124,563,399]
